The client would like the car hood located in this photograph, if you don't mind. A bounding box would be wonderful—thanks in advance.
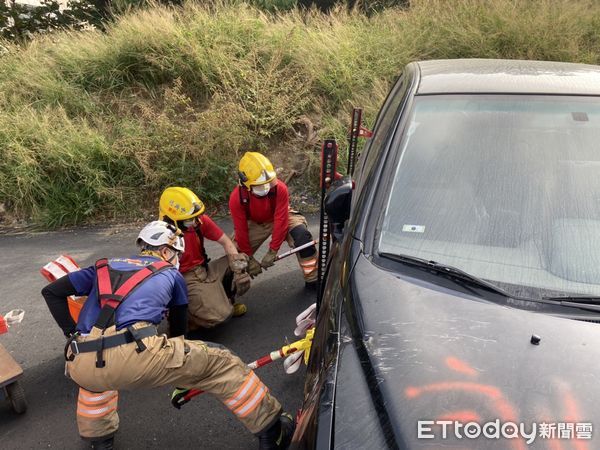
[333,253,600,449]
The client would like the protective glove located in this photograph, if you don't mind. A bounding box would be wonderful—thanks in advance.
[228,253,248,273]
[247,256,262,278]
[261,249,278,269]
[233,271,251,297]
[171,387,194,409]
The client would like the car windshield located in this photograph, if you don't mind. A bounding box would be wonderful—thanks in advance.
[379,94,600,300]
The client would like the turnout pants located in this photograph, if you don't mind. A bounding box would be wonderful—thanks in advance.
[238,211,318,283]
[183,256,233,330]
[68,323,282,441]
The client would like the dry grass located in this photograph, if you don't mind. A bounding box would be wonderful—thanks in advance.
[1,0,600,226]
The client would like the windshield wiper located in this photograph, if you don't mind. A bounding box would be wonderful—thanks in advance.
[540,296,600,313]
[379,253,600,314]
[538,298,600,313]
[379,252,512,298]
[542,295,600,303]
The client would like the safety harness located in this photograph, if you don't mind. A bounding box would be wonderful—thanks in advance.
[192,222,210,269]
[67,258,172,368]
[238,185,278,219]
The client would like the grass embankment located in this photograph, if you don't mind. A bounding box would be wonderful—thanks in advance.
[1,0,600,227]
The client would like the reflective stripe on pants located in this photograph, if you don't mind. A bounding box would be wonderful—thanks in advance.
[225,371,269,419]
[298,255,318,282]
[76,388,119,440]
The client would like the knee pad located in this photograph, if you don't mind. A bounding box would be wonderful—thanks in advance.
[290,225,316,258]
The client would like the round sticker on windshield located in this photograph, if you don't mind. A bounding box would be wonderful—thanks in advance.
[402,224,425,233]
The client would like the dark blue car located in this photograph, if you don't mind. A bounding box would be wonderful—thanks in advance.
[293,59,600,449]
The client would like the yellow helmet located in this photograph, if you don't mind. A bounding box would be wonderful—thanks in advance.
[159,187,205,222]
[238,152,276,190]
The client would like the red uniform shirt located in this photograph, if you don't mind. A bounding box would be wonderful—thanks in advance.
[229,180,289,256]
[179,214,224,274]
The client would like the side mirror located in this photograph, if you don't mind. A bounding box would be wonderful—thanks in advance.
[324,176,352,241]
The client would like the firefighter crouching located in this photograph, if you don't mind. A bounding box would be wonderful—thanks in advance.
[230,152,318,287]
[40,221,294,449]
[159,187,251,330]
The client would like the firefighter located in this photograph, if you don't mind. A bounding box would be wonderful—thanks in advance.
[40,221,294,450]
[229,152,318,286]
[159,187,251,330]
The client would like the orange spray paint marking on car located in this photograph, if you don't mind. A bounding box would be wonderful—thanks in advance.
[445,356,478,377]
[405,382,501,400]
[406,381,525,450]
[559,387,589,450]
[405,381,519,421]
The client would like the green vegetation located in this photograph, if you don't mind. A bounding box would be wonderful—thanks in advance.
[1,0,103,42]
[1,0,600,227]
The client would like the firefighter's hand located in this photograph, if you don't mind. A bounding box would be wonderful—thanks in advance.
[171,387,192,409]
[247,256,262,278]
[228,253,248,273]
[261,249,277,269]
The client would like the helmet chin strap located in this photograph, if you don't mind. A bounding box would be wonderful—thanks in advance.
[163,247,180,269]
[166,252,178,265]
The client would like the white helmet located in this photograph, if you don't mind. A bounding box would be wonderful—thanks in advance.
[137,220,185,252]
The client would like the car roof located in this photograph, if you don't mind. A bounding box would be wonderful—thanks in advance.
[415,59,600,95]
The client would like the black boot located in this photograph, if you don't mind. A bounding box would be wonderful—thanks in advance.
[90,437,114,449]
[257,412,295,450]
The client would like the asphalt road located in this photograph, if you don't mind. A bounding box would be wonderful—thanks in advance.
[0,216,318,449]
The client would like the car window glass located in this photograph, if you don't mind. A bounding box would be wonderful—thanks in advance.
[354,75,405,194]
[379,94,600,299]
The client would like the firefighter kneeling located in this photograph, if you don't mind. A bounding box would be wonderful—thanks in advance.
[230,152,318,286]
[41,221,294,449]
[159,187,251,330]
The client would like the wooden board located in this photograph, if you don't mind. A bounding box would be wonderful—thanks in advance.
[0,343,23,386]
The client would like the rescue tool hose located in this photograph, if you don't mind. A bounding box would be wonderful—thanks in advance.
[171,329,314,409]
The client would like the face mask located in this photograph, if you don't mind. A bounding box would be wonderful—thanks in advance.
[251,184,270,197]
[182,219,195,229]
